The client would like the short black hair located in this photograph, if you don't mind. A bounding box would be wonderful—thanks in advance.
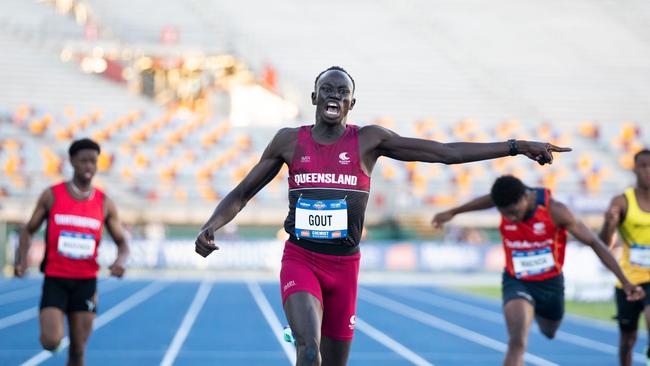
[314,66,355,92]
[634,149,650,163]
[68,138,100,157]
[490,175,527,208]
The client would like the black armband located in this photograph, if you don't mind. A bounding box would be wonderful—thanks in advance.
[508,139,518,156]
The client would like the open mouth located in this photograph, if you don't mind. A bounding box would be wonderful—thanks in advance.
[324,101,341,117]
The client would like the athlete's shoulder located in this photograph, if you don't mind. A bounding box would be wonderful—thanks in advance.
[274,127,300,141]
[268,127,299,148]
[94,186,107,198]
[50,181,66,191]
[37,185,56,210]
[358,124,397,139]
[547,197,573,226]
[359,124,392,133]
[262,127,300,159]
[610,192,629,218]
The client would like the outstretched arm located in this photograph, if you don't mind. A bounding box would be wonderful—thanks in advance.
[15,189,52,277]
[598,195,626,249]
[195,129,289,257]
[550,199,644,301]
[366,125,571,165]
[432,194,494,229]
[104,196,130,277]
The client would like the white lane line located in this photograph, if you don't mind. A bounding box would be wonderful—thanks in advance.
[0,278,128,331]
[359,288,559,366]
[160,281,212,366]
[19,281,167,366]
[0,285,41,305]
[356,317,434,366]
[392,288,646,364]
[247,281,296,365]
[0,307,38,330]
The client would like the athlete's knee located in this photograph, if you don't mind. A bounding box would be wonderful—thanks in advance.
[620,330,637,349]
[539,326,558,339]
[296,338,321,365]
[40,333,63,351]
[507,334,528,353]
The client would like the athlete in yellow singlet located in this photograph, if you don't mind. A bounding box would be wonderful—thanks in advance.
[600,149,650,366]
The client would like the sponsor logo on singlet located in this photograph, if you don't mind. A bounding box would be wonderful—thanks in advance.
[54,214,101,230]
[532,222,546,235]
[338,152,351,165]
[283,280,296,292]
[293,173,358,186]
[300,155,311,163]
[504,238,553,249]
[349,315,356,330]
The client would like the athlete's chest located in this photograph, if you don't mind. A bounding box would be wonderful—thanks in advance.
[502,212,558,244]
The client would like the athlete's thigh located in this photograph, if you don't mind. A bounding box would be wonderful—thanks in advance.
[320,253,359,344]
[67,279,97,347]
[617,287,643,332]
[68,311,95,346]
[503,298,535,339]
[534,315,562,338]
[40,307,65,341]
[284,291,323,343]
[320,336,352,366]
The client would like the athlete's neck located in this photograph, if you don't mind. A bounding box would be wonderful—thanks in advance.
[636,184,650,202]
[69,178,92,198]
[311,123,346,143]
[522,190,537,221]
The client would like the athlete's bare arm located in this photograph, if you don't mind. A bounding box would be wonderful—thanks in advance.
[432,194,495,229]
[598,194,627,249]
[358,125,571,174]
[104,196,129,277]
[14,189,53,277]
[549,199,644,300]
[195,128,297,258]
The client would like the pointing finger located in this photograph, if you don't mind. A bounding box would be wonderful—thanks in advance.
[548,145,572,152]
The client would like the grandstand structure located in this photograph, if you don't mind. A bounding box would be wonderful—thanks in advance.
[1,0,649,231]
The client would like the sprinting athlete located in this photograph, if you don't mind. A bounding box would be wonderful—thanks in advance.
[433,175,644,366]
[195,66,571,366]
[599,149,650,366]
[14,138,130,366]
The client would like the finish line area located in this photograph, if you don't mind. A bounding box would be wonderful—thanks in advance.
[0,276,645,366]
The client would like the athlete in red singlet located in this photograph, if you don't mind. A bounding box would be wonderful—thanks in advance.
[195,66,572,366]
[433,175,644,366]
[14,138,129,366]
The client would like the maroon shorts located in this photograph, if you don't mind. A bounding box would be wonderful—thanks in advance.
[280,241,361,341]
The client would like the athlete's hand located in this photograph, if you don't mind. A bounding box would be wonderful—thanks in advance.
[195,227,219,257]
[519,141,572,165]
[13,262,26,278]
[109,261,126,278]
[432,211,454,229]
[623,283,645,301]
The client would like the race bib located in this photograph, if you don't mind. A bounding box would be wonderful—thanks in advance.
[57,231,96,259]
[295,198,348,239]
[512,247,555,278]
[630,243,650,268]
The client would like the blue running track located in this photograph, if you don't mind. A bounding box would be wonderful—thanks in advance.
[0,277,646,365]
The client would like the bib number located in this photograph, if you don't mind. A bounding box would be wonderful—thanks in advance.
[295,198,347,239]
[630,243,650,268]
[57,231,96,259]
[512,247,555,278]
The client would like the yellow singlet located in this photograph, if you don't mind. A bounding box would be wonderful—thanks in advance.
[618,188,650,287]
